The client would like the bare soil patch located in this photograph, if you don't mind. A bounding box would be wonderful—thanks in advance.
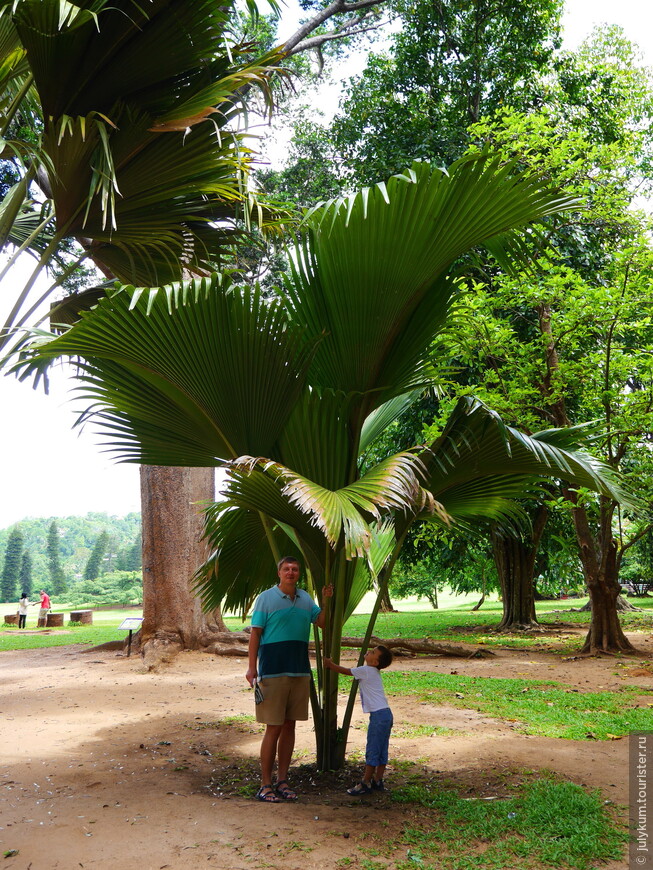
[1,631,650,870]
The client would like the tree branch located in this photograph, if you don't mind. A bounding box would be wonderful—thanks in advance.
[281,0,387,56]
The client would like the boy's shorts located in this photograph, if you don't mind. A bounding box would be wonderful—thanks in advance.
[255,675,311,725]
[365,707,393,766]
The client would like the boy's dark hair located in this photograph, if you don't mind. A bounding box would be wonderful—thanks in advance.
[375,645,393,669]
[277,556,300,571]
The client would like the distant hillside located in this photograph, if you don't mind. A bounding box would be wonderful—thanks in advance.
[0,512,142,591]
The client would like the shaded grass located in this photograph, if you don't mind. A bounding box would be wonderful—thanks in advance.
[391,773,626,870]
[382,670,653,739]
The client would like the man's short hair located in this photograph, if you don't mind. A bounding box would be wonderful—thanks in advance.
[277,556,300,571]
[375,645,393,670]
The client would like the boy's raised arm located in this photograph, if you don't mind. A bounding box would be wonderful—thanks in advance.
[324,657,353,676]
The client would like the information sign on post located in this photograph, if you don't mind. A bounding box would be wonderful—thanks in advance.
[118,616,143,657]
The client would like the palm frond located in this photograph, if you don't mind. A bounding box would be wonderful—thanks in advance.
[225,450,428,559]
[421,397,635,515]
[284,156,579,417]
[15,275,317,461]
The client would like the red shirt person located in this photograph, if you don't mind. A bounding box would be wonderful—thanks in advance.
[38,590,51,623]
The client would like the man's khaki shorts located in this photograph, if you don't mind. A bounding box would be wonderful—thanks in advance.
[255,675,311,725]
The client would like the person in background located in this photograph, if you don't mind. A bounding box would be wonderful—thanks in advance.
[17,592,30,629]
[37,590,51,627]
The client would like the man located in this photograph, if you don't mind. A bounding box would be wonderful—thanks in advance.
[246,557,332,803]
[37,590,51,628]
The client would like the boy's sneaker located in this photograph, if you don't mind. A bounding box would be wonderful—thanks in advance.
[347,781,372,795]
[371,779,385,791]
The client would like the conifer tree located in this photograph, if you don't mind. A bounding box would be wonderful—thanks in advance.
[19,550,33,598]
[47,521,67,594]
[84,531,110,581]
[1,527,24,602]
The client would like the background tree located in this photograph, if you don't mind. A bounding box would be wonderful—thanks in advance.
[0,512,141,582]
[1,525,23,601]
[262,0,565,200]
[115,533,142,572]
[46,519,67,594]
[84,530,109,581]
[19,549,33,598]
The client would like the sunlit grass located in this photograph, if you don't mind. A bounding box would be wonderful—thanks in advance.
[391,773,626,870]
[0,608,142,652]
[381,670,653,739]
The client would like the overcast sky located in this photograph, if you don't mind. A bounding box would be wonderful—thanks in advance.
[0,0,651,529]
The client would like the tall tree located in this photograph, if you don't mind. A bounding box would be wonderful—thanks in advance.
[18,157,626,767]
[84,530,109,581]
[1,526,23,601]
[46,520,66,594]
[263,0,564,200]
[116,532,142,572]
[19,548,32,597]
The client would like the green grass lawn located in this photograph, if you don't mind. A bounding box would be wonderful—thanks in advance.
[390,774,627,870]
[0,608,142,651]
[3,594,652,654]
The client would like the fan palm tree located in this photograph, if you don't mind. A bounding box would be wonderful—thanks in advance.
[0,0,289,655]
[0,0,284,354]
[16,156,629,768]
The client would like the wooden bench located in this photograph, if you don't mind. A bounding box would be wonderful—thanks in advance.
[4,614,18,626]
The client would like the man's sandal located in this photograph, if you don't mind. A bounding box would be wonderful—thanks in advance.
[275,780,298,800]
[256,784,281,802]
[347,781,372,795]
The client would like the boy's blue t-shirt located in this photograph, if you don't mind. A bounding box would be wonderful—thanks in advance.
[251,585,321,678]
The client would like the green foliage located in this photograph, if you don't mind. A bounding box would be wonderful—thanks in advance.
[394,775,626,870]
[61,571,142,608]
[0,0,288,357]
[18,154,627,769]
[1,525,23,602]
[46,520,67,594]
[0,513,141,588]
[84,529,109,581]
[276,0,565,195]
[18,548,32,597]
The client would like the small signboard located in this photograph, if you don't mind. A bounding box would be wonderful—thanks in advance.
[119,617,143,631]
[118,616,143,656]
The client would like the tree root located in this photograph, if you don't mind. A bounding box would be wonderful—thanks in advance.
[339,635,496,658]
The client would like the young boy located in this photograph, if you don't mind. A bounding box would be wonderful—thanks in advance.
[324,645,393,794]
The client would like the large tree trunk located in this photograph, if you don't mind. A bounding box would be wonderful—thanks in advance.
[568,496,637,654]
[492,506,546,630]
[138,466,226,668]
[379,586,397,612]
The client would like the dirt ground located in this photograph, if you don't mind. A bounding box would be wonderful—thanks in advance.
[0,628,651,870]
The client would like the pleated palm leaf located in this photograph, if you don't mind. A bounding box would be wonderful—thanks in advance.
[17,155,621,768]
[0,0,285,352]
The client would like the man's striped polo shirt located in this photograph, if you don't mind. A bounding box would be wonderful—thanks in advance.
[251,585,321,678]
